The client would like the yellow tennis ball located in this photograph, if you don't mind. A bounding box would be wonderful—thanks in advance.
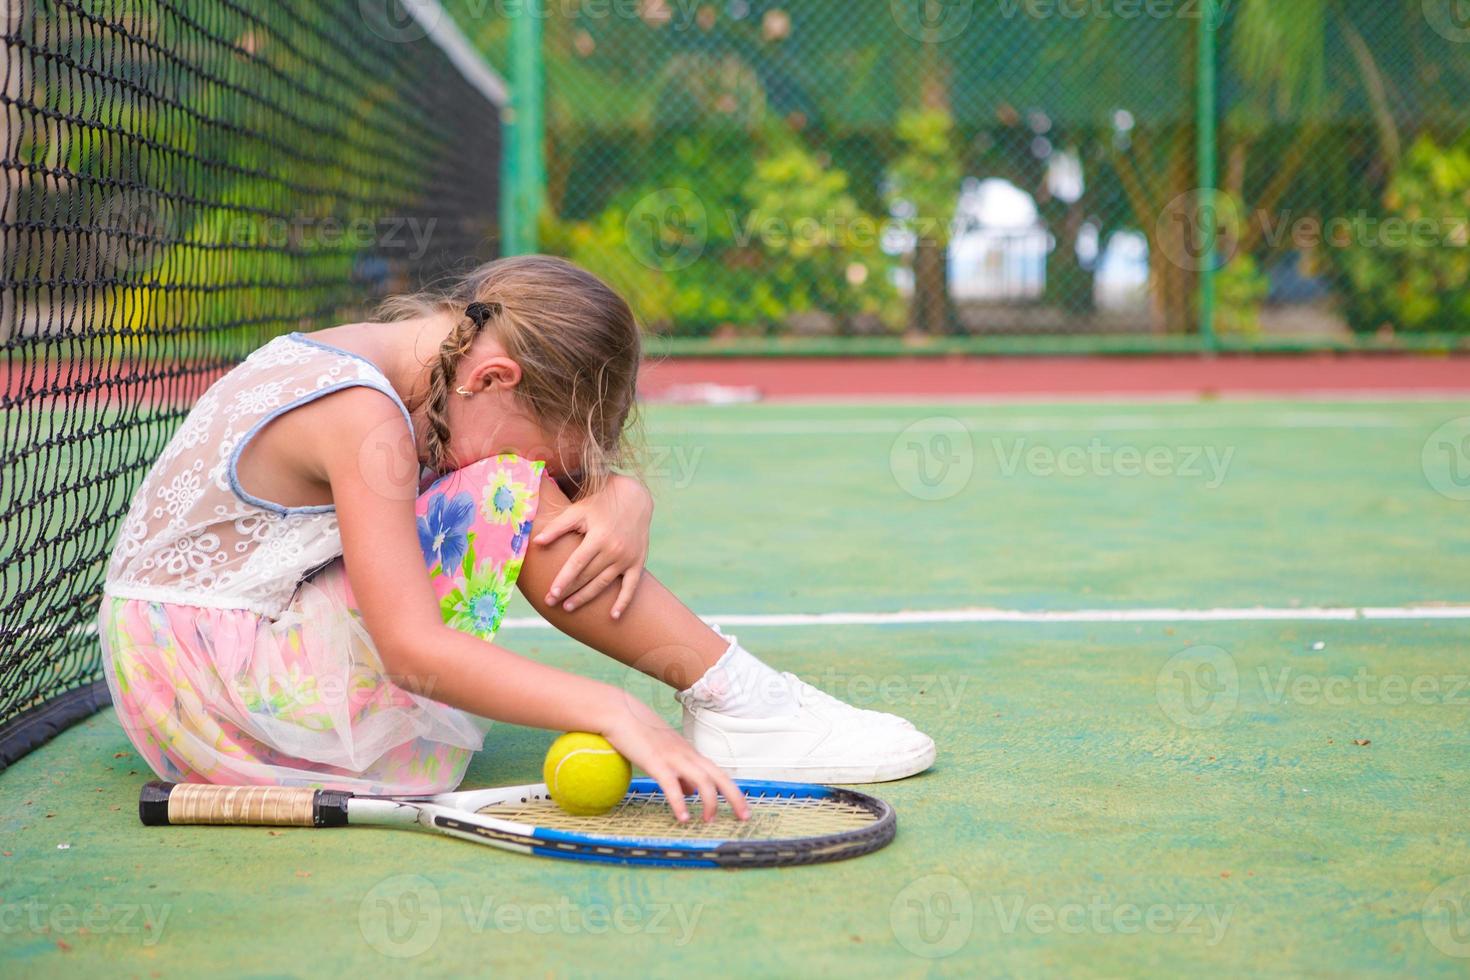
[543,732,632,816]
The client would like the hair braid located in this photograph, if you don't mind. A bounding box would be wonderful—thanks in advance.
[424,312,485,472]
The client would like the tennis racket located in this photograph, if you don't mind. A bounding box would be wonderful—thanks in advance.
[139,778,895,868]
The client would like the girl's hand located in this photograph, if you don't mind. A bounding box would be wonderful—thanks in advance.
[602,700,749,824]
[534,474,652,618]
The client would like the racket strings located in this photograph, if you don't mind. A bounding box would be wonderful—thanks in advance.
[476,790,879,840]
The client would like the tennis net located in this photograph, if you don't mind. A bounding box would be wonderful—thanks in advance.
[0,0,505,765]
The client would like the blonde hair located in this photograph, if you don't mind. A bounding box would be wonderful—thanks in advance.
[378,255,641,489]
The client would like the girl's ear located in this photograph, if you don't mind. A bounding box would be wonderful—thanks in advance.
[470,355,522,392]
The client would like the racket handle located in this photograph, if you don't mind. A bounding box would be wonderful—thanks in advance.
[139,781,352,828]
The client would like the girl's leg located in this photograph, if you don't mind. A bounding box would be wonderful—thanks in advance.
[514,475,729,693]
[515,473,937,783]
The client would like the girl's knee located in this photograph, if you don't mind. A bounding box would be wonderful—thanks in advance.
[418,454,548,519]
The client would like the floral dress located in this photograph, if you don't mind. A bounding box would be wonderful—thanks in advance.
[98,332,542,794]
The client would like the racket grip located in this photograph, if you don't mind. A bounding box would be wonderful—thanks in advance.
[139,781,352,828]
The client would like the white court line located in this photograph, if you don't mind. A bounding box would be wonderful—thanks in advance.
[500,605,1470,629]
[738,391,1470,407]
[52,605,1469,645]
[643,413,1415,436]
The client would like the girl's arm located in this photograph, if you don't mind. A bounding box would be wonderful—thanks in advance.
[310,389,741,821]
[532,473,653,617]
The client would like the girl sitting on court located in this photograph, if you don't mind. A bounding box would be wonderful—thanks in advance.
[99,255,934,820]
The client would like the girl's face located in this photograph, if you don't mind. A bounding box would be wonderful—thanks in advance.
[440,342,583,482]
[445,401,582,482]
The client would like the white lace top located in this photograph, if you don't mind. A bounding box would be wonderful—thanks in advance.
[103,333,412,618]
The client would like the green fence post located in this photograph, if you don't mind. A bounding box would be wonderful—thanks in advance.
[1196,0,1219,351]
[504,0,545,255]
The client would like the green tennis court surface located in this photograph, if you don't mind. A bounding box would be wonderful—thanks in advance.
[4,397,1469,975]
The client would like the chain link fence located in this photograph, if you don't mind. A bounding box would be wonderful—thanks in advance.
[451,0,1470,344]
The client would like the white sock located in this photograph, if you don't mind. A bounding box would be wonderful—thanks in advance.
[678,631,798,719]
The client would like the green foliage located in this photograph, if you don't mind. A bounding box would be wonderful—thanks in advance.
[885,109,962,246]
[740,131,896,322]
[1215,254,1270,337]
[547,128,895,335]
[1334,135,1470,334]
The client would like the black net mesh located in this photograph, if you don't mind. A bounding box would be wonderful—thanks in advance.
[0,0,503,765]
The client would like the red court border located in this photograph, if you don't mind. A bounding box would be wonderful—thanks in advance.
[639,355,1470,402]
[7,355,1469,407]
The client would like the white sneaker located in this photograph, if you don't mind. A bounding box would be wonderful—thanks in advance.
[678,672,936,783]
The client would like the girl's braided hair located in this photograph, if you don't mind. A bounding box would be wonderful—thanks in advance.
[378,255,641,490]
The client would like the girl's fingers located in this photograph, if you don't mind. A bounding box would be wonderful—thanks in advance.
[648,768,689,822]
[532,507,582,547]
[546,538,597,605]
[689,768,720,823]
[610,566,643,619]
[708,765,749,820]
[562,564,621,613]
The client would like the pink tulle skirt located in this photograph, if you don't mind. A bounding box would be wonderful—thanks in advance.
[100,454,544,794]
